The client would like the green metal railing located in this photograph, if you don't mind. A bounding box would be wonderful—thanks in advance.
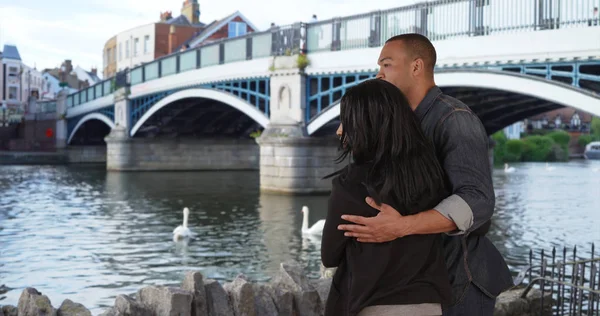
[68,0,600,108]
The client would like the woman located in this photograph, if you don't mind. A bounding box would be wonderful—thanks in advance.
[321,79,451,316]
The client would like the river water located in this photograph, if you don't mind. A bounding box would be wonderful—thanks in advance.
[1,161,599,313]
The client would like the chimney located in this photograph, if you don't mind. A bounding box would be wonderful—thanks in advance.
[64,60,73,73]
[160,11,173,22]
[168,25,178,54]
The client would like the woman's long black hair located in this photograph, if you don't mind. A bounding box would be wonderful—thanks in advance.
[336,79,445,215]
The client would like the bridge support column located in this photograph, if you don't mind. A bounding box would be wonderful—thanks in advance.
[269,65,306,124]
[55,89,69,150]
[256,122,339,194]
[105,87,132,170]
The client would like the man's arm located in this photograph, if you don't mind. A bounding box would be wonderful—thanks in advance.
[432,109,495,235]
[339,110,494,242]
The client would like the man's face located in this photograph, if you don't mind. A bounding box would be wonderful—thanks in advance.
[376,40,415,96]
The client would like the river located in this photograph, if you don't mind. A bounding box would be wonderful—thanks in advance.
[1,161,599,313]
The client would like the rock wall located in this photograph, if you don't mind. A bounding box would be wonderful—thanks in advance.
[0,261,551,316]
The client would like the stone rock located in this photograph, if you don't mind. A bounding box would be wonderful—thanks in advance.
[182,271,209,316]
[223,274,256,316]
[309,278,331,306]
[494,288,552,316]
[114,294,149,316]
[252,284,278,316]
[204,279,234,316]
[1,305,18,316]
[97,307,117,316]
[137,285,193,316]
[56,299,91,316]
[273,261,322,316]
[17,288,57,316]
[264,285,294,316]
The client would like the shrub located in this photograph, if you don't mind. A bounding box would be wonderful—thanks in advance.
[522,135,555,162]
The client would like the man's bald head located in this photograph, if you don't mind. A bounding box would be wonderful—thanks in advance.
[385,33,437,74]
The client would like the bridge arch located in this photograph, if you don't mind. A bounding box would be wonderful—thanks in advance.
[67,112,115,144]
[130,88,270,137]
[307,69,600,136]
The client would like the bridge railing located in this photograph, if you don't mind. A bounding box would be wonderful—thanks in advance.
[66,78,115,109]
[306,0,600,53]
[67,0,600,107]
[128,23,304,86]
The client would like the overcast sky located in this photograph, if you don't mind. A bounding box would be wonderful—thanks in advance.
[0,0,423,75]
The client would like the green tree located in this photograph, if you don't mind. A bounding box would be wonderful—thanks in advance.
[491,131,507,163]
[591,117,600,136]
[522,135,555,162]
[504,139,526,162]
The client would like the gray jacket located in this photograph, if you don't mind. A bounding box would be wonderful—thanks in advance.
[414,86,514,305]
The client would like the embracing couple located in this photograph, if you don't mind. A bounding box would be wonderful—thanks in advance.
[320,34,514,316]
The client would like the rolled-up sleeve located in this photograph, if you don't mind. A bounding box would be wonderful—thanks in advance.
[433,110,495,235]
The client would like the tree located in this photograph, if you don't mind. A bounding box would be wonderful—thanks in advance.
[591,116,600,136]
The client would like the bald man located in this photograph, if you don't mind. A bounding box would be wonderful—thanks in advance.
[338,34,513,315]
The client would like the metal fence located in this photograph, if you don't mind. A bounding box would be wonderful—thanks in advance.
[515,244,600,315]
[68,0,600,107]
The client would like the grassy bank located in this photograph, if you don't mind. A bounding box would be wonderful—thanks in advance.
[492,117,600,164]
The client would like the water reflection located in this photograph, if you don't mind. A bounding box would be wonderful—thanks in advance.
[0,161,599,313]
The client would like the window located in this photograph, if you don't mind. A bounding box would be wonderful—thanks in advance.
[228,22,247,38]
[8,66,18,77]
[119,44,123,61]
[8,86,18,100]
[555,115,562,127]
[134,38,139,57]
[571,113,581,127]
[126,40,130,58]
[144,35,150,54]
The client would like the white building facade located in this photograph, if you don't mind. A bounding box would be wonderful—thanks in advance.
[116,23,156,72]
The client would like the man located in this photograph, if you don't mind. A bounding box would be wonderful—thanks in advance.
[337,33,514,315]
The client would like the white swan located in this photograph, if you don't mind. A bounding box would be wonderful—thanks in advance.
[504,163,516,173]
[301,206,325,236]
[173,207,194,241]
[545,162,556,171]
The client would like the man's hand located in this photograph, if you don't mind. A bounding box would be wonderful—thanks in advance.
[337,197,414,243]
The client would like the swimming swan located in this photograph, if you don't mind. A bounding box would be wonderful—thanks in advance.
[173,207,195,241]
[301,206,325,236]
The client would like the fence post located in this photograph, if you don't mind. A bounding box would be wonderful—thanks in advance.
[369,11,382,47]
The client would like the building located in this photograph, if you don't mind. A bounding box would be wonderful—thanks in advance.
[503,121,525,140]
[41,72,77,100]
[107,0,205,74]
[1,44,48,124]
[1,45,24,110]
[525,108,595,132]
[185,11,258,48]
[44,60,92,91]
[103,36,117,78]
[103,1,259,75]
[73,65,101,84]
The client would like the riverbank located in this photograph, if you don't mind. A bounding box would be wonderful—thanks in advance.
[0,147,106,165]
[0,261,549,316]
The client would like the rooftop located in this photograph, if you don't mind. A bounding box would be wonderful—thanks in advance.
[1,45,21,61]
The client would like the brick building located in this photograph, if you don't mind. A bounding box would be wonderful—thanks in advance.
[103,0,258,77]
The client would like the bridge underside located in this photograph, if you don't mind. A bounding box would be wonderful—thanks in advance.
[69,120,112,146]
[133,97,263,139]
[442,87,565,135]
[310,87,572,138]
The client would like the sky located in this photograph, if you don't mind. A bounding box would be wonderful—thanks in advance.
[0,0,422,77]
